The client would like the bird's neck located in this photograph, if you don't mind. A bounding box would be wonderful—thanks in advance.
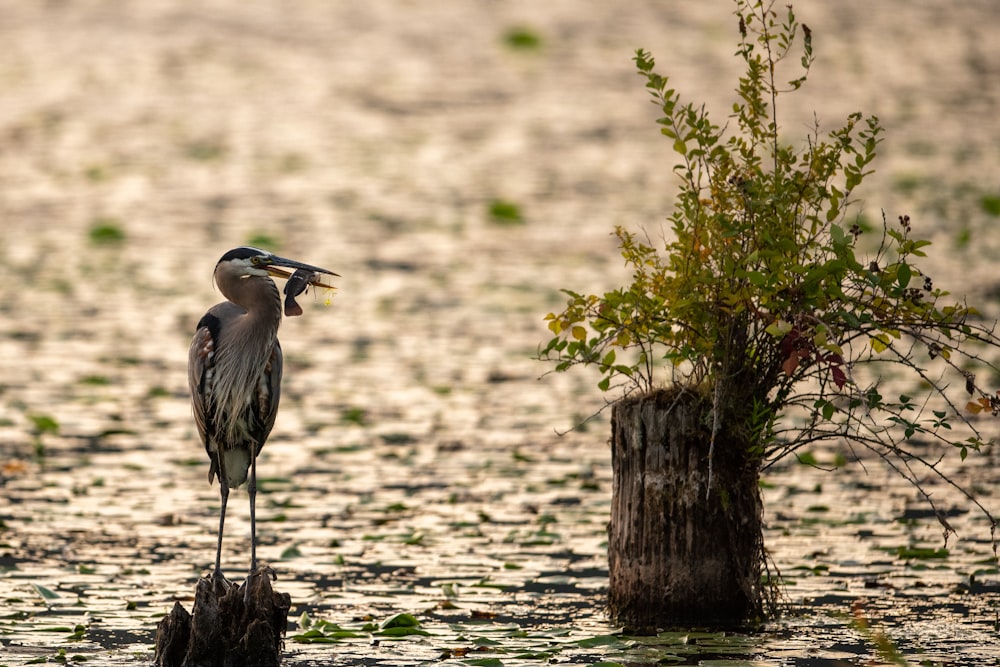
[227,276,282,332]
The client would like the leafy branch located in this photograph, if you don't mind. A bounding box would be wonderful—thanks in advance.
[540,0,1000,537]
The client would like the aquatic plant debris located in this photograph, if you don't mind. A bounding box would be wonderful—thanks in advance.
[1,0,999,665]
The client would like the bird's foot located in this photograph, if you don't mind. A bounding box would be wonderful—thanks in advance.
[242,564,276,604]
[209,568,231,596]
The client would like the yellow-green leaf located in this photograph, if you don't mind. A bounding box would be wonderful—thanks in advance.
[870,333,891,353]
[765,320,793,337]
[571,326,587,342]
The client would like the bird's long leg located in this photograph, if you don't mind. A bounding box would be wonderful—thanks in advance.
[241,448,261,604]
[216,482,230,572]
[248,447,258,576]
[213,446,230,587]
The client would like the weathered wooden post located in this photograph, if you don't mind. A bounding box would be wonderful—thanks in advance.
[607,388,766,631]
[154,568,291,667]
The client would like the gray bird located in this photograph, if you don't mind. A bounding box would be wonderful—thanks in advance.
[188,246,336,584]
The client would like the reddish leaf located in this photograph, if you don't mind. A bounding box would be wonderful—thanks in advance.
[831,364,847,389]
[782,351,801,376]
[967,397,992,414]
[779,329,800,358]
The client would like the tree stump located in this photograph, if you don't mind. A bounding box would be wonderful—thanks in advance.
[154,568,291,667]
[608,387,766,631]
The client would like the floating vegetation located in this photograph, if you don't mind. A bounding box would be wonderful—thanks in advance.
[503,26,542,50]
[894,545,950,560]
[184,138,226,162]
[488,199,524,225]
[1,3,997,667]
[245,233,281,252]
[341,406,368,426]
[981,193,1000,217]
[87,218,126,245]
[28,414,59,435]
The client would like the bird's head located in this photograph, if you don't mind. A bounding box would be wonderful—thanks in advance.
[214,246,338,287]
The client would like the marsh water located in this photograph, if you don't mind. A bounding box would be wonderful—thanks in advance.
[1,2,999,665]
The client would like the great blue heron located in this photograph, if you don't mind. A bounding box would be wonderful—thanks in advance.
[188,246,336,583]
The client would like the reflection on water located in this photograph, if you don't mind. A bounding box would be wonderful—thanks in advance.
[1,1,999,664]
[3,421,998,664]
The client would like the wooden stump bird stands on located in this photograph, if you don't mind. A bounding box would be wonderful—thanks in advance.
[607,387,767,631]
[154,567,291,667]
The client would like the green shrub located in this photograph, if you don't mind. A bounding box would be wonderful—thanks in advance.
[541,0,1000,528]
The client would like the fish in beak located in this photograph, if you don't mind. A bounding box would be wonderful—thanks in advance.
[260,255,338,317]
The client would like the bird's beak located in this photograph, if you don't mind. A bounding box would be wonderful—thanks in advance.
[263,255,339,289]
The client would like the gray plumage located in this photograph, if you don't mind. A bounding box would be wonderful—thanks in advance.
[188,246,336,580]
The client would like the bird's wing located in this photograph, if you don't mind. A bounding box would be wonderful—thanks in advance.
[189,313,221,483]
[252,340,282,456]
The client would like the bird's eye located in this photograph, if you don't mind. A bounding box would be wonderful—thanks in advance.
[251,257,261,265]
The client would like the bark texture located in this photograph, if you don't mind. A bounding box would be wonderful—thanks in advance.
[154,568,291,667]
[608,387,765,631]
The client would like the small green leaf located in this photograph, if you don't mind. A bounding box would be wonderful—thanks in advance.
[488,199,524,225]
[870,333,891,353]
[897,262,911,288]
[29,414,60,435]
[830,223,846,246]
[574,634,628,649]
[376,626,431,637]
[32,583,60,600]
[280,545,303,559]
[88,218,126,245]
[379,612,420,630]
[896,546,948,560]
[981,194,1000,217]
[503,26,541,50]
[291,630,340,643]
[765,320,793,337]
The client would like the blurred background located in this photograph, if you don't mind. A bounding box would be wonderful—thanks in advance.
[0,0,998,662]
[1,1,998,451]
